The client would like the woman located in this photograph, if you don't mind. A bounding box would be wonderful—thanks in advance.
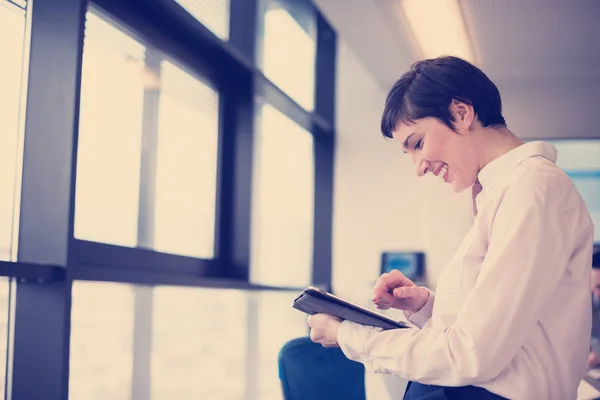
[307,56,594,399]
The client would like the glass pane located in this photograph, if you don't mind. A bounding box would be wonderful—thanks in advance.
[0,2,27,261]
[260,0,316,111]
[255,291,308,400]
[152,61,219,259]
[0,277,13,397]
[151,287,247,399]
[75,12,145,247]
[69,281,135,400]
[251,104,314,286]
[76,11,220,259]
[551,140,600,242]
[174,0,230,40]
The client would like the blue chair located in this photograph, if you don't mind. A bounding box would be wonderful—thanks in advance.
[278,337,366,400]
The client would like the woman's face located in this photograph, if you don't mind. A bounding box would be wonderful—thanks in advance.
[392,103,479,192]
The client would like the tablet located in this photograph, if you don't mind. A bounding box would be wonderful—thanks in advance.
[293,286,411,330]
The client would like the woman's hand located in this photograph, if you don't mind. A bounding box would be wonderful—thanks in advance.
[307,314,342,348]
[372,270,429,313]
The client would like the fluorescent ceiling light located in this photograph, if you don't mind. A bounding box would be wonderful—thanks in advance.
[401,0,474,62]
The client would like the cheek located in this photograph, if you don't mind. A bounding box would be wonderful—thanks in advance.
[420,145,441,162]
[449,151,477,176]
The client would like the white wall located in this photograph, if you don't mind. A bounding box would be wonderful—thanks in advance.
[331,40,472,304]
[495,77,600,140]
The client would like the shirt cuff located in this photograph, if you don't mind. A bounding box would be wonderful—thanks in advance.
[337,320,391,374]
[337,320,381,363]
[403,288,435,329]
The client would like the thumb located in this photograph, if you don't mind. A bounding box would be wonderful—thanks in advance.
[393,286,420,299]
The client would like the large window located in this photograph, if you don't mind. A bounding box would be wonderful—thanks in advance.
[260,0,316,111]
[0,1,28,261]
[69,283,308,399]
[251,104,315,287]
[1,0,336,398]
[150,287,247,399]
[174,0,230,40]
[69,281,135,400]
[153,61,220,259]
[550,140,600,243]
[75,12,145,248]
[255,291,308,399]
[75,10,220,259]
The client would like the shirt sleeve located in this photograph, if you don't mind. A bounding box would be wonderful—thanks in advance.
[337,173,578,386]
[403,288,435,329]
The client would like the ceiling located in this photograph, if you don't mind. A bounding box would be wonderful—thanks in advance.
[314,0,600,139]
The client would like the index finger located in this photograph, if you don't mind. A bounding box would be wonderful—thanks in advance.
[373,270,409,296]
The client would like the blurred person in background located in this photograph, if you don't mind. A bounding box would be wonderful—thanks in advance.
[307,56,595,400]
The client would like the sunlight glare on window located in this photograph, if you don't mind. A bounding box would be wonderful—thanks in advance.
[255,291,308,399]
[174,0,230,40]
[69,281,135,400]
[251,104,314,287]
[262,5,316,111]
[0,2,27,261]
[153,61,219,259]
[151,287,247,399]
[74,12,145,247]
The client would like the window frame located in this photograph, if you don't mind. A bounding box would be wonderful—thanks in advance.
[62,0,336,288]
[1,0,336,398]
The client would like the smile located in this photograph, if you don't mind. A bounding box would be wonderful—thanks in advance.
[434,163,449,182]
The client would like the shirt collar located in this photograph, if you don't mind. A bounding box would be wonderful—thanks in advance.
[477,141,558,189]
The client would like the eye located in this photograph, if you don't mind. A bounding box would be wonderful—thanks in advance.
[414,139,423,150]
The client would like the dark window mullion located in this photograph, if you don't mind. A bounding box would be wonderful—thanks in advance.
[311,14,336,291]
[217,0,259,280]
[11,0,87,399]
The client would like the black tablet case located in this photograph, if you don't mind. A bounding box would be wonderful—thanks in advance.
[293,286,411,330]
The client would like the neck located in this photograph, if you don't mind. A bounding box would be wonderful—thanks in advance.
[473,126,524,173]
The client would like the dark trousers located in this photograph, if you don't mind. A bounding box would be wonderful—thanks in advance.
[403,381,508,400]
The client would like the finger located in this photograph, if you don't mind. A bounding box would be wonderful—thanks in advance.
[374,270,412,295]
[329,315,342,323]
[371,286,393,301]
[310,329,320,343]
[373,272,402,299]
[393,286,421,299]
[309,313,330,326]
[372,273,391,297]
[373,291,395,306]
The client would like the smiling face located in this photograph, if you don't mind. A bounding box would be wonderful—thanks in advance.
[392,101,480,192]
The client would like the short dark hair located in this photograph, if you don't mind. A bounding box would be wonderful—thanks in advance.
[380,56,507,138]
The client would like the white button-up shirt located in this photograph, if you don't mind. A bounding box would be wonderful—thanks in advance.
[338,141,595,400]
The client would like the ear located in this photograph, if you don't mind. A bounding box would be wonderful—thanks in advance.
[450,99,475,131]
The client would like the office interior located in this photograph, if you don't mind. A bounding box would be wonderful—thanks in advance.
[0,0,599,399]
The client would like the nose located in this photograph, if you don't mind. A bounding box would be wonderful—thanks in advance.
[413,154,431,177]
